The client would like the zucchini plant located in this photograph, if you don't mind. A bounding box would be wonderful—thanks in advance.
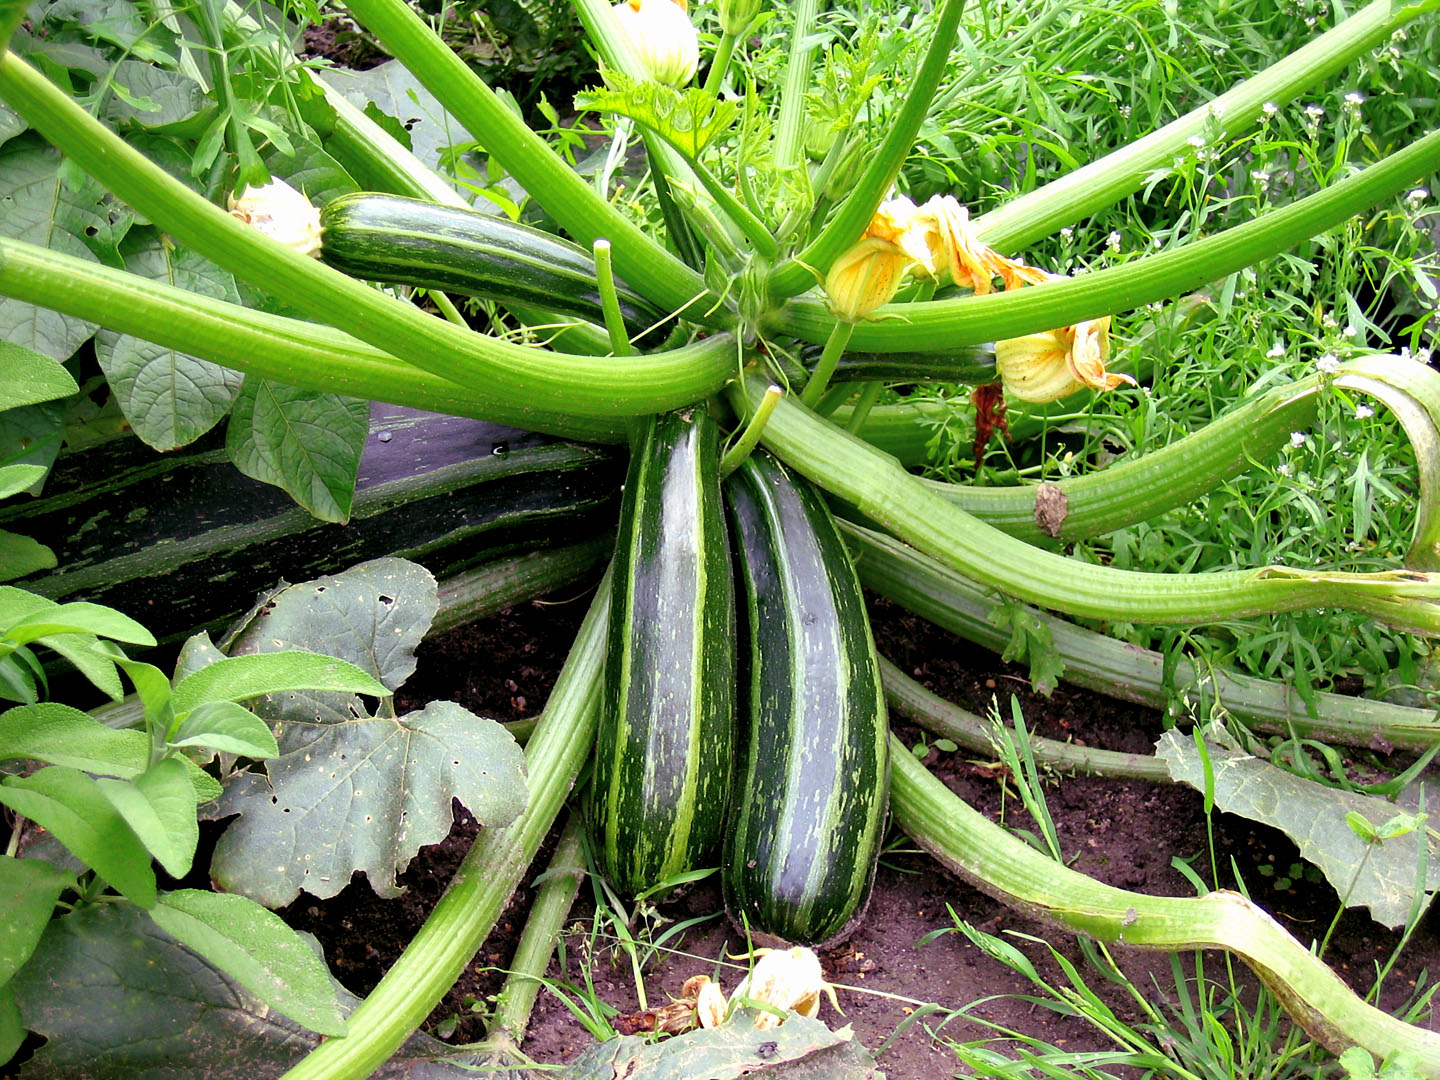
[1,0,1439,1076]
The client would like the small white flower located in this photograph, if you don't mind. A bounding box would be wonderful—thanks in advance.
[1342,324,1358,339]
[1418,348,1434,365]
[1290,431,1307,448]
[1106,230,1122,252]
[1060,227,1074,241]
[1407,187,1430,206]
[1186,134,1206,149]
[1316,353,1340,375]
[1355,404,1375,420]
[1118,104,1132,119]
[1266,340,1286,359]
[1277,462,1293,477]
[1261,101,1279,117]
[1343,91,1366,108]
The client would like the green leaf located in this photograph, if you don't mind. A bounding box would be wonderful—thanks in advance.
[4,601,155,647]
[0,982,22,1064]
[33,630,125,700]
[0,855,75,984]
[0,463,47,499]
[0,528,56,582]
[1156,730,1440,929]
[0,766,157,907]
[95,758,199,879]
[988,596,1065,696]
[224,558,438,728]
[173,630,226,683]
[148,890,346,1036]
[169,700,279,758]
[0,401,66,483]
[95,233,243,451]
[225,378,369,522]
[0,701,150,775]
[171,651,389,717]
[0,134,106,358]
[212,700,526,905]
[10,902,484,1078]
[101,59,205,127]
[575,73,740,159]
[560,1013,873,1080]
[107,653,174,727]
[0,342,78,410]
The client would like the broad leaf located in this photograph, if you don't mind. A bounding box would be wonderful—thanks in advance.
[11,902,487,1078]
[264,136,359,210]
[0,766,156,907]
[173,630,225,683]
[0,343,78,410]
[96,233,244,451]
[4,601,155,647]
[0,463,48,499]
[575,74,741,159]
[561,1013,876,1080]
[212,700,526,905]
[170,701,279,758]
[0,135,107,358]
[148,890,345,1036]
[0,401,66,484]
[0,701,151,776]
[171,651,389,716]
[102,59,206,127]
[0,102,22,149]
[34,630,125,700]
[1156,731,1440,929]
[226,378,368,522]
[225,558,438,730]
[0,529,56,581]
[0,983,21,1064]
[0,855,75,983]
[96,758,199,879]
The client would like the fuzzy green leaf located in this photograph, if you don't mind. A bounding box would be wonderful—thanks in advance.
[96,758,199,879]
[1156,730,1440,929]
[212,699,527,905]
[0,342,78,410]
[0,529,55,581]
[0,701,150,775]
[0,766,156,907]
[225,378,369,522]
[575,74,740,159]
[169,700,279,758]
[0,855,75,984]
[171,651,389,716]
[3,601,155,647]
[95,232,244,451]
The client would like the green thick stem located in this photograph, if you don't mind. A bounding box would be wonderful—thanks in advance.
[279,570,611,1080]
[971,0,1435,254]
[890,740,1440,1071]
[0,53,737,420]
[851,522,1440,752]
[340,0,720,324]
[769,128,1440,350]
[772,0,820,174]
[768,0,966,299]
[732,375,1440,634]
[881,658,1173,781]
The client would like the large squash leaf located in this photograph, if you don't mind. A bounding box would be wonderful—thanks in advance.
[1156,730,1440,929]
[10,901,486,1078]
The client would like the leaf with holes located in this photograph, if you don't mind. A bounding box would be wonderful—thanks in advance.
[223,558,437,733]
[211,700,526,905]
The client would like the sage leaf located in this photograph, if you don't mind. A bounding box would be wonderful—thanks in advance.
[171,651,389,716]
[1156,730,1440,929]
[226,378,368,522]
[0,530,55,582]
[212,699,527,906]
[0,766,157,907]
[0,343,78,410]
[0,701,150,776]
[96,758,200,880]
[169,701,280,759]
[0,855,75,984]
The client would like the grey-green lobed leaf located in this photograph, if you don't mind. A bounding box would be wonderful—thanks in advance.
[0,856,75,985]
[95,232,244,451]
[225,378,369,522]
[1156,730,1440,929]
[10,901,491,1078]
[211,699,527,906]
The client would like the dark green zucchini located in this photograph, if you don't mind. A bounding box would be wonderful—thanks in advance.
[722,451,889,945]
[587,409,734,897]
[3,405,622,643]
[319,192,670,345]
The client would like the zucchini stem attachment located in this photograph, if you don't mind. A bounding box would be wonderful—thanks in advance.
[593,239,634,356]
[720,384,784,478]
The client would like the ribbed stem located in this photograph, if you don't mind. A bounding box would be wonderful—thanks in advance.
[732,375,1440,634]
[890,741,1440,1071]
[769,128,1440,351]
[852,522,1440,752]
[278,570,610,1080]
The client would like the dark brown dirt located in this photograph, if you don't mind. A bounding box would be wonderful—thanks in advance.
[280,590,1440,1077]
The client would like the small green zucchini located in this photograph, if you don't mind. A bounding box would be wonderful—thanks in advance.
[587,409,735,896]
[318,192,670,344]
[722,452,890,945]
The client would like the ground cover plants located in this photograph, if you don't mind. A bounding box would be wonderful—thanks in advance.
[1,0,1440,1075]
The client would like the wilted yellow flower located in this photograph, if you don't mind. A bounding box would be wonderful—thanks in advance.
[729,946,840,1030]
[613,0,700,87]
[227,177,322,258]
[824,236,914,321]
[994,317,1135,403]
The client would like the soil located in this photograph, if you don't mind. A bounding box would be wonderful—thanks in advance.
[276,588,1440,1078]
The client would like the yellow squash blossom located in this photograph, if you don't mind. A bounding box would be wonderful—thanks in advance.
[994,317,1135,403]
[613,0,700,87]
[824,235,915,321]
[227,177,322,258]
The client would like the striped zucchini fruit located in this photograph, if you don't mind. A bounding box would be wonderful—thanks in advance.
[587,408,735,897]
[722,451,890,945]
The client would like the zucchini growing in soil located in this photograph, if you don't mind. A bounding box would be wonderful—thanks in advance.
[319,192,670,345]
[722,452,890,945]
[587,409,735,897]
[4,405,622,643]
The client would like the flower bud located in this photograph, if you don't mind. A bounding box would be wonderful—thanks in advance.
[824,236,913,321]
[227,177,322,258]
[995,317,1135,403]
[719,0,763,36]
[613,0,700,87]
